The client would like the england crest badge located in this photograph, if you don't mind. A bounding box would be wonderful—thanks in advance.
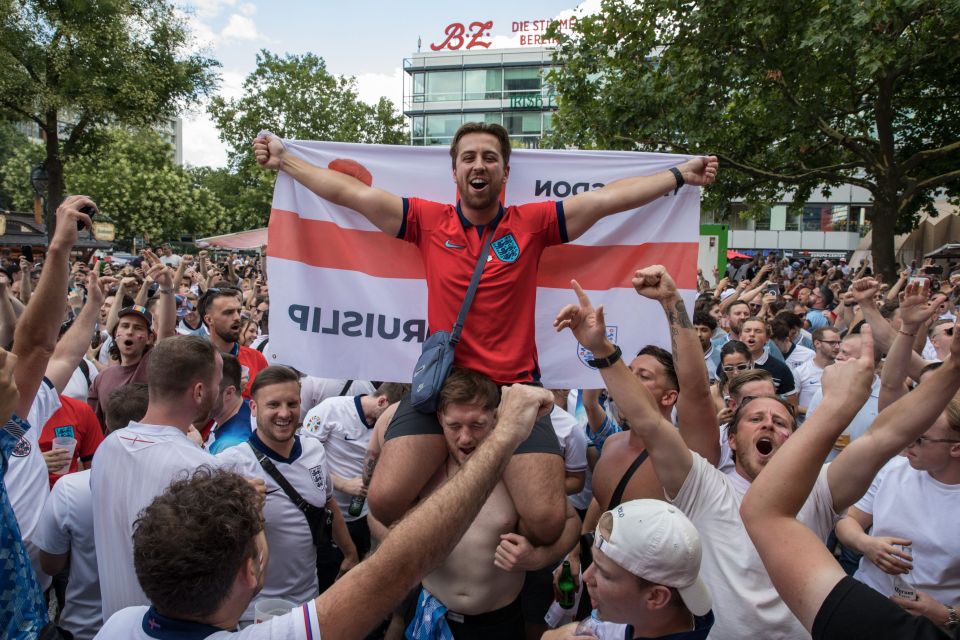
[491,233,520,263]
[577,325,619,369]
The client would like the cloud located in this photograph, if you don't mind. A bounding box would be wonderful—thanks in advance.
[180,70,245,168]
[220,14,263,42]
[354,67,405,111]
[181,0,236,20]
[238,2,256,16]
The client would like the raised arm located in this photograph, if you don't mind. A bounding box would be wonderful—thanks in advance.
[13,197,94,417]
[739,326,876,632]
[143,253,177,340]
[554,281,693,497]
[562,156,717,241]
[829,313,960,512]
[633,266,720,465]
[18,256,32,305]
[852,278,928,380]
[45,269,104,393]
[314,384,553,640]
[0,280,17,349]
[254,134,404,237]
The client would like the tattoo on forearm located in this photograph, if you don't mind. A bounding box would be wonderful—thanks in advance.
[362,451,378,488]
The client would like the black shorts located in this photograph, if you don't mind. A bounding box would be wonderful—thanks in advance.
[520,566,556,624]
[384,392,562,456]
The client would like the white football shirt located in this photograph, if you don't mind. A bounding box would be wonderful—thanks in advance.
[549,405,588,474]
[302,395,373,520]
[94,602,323,639]
[33,469,101,640]
[217,434,333,621]
[92,422,216,620]
[8,378,61,590]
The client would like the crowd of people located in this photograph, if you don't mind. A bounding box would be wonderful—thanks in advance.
[1,121,958,640]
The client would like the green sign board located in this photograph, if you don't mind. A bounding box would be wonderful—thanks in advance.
[508,94,556,109]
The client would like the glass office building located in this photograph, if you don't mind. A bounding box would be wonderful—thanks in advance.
[403,47,557,148]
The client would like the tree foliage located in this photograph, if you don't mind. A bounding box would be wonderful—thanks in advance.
[208,50,406,228]
[548,0,960,279]
[0,129,229,241]
[0,0,219,235]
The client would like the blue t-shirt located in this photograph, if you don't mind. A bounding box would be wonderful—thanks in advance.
[0,415,48,638]
[208,400,253,455]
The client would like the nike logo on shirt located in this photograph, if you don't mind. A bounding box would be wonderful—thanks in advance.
[444,240,466,249]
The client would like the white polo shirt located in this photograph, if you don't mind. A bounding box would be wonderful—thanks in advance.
[95,602,323,639]
[302,395,373,521]
[853,456,960,604]
[92,422,215,620]
[217,434,333,621]
[8,378,61,590]
[33,469,101,640]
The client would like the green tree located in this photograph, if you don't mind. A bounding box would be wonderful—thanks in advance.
[0,0,219,237]
[548,1,960,280]
[208,50,406,228]
[1,129,230,241]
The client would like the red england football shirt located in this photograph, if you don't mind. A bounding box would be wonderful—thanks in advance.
[399,197,567,384]
[40,395,104,488]
[233,343,269,399]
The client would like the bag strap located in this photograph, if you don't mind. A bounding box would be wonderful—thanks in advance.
[450,227,497,344]
[337,380,354,397]
[608,449,649,510]
[253,448,316,513]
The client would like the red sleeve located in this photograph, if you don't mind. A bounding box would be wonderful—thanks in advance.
[398,197,420,246]
[74,400,104,461]
[517,200,566,247]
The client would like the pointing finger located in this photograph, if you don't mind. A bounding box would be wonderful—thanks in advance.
[571,279,591,308]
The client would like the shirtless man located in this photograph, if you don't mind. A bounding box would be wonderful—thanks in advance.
[407,368,578,639]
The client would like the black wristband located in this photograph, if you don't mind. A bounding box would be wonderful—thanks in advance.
[669,166,684,195]
[587,344,622,369]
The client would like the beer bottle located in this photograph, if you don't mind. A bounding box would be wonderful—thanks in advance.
[557,560,576,609]
[348,495,365,518]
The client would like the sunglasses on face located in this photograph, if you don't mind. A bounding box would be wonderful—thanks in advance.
[722,363,753,373]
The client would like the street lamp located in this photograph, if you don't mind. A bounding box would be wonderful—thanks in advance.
[30,165,48,228]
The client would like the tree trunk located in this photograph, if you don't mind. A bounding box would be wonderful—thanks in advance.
[43,109,64,243]
[869,199,899,284]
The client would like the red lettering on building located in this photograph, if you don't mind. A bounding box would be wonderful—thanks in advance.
[431,21,493,51]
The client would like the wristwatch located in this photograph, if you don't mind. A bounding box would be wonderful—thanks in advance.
[587,344,622,369]
[945,605,958,630]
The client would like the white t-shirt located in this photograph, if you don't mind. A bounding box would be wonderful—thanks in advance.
[302,395,374,520]
[33,470,101,640]
[550,405,588,474]
[92,422,216,620]
[8,379,61,590]
[808,375,881,462]
[95,601,323,639]
[62,357,99,401]
[784,343,815,370]
[218,436,333,621]
[297,377,376,417]
[793,358,825,410]
[853,456,960,604]
[670,452,839,640]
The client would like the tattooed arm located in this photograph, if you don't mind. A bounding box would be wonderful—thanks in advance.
[634,266,721,465]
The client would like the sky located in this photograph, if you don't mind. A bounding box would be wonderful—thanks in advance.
[176,0,600,168]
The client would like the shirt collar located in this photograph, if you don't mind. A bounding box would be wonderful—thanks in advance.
[354,394,373,429]
[754,349,769,365]
[142,606,227,639]
[455,201,505,234]
[248,430,302,464]
[229,342,240,357]
[627,611,715,640]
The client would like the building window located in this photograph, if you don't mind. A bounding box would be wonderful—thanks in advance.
[504,67,541,94]
[504,112,542,136]
[426,114,463,144]
[426,71,462,102]
[412,116,424,138]
[413,73,425,103]
[802,205,833,232]
[542,111,554,133]
[464,69,502,100]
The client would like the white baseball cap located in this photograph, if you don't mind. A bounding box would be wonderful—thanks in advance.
[719,288,736,301]
[595,499,712,617]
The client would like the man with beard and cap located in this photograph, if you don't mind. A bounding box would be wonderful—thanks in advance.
[199,286,267,400]
[254,122,718,549]
[87,261,178,429]
[91,336,227,620]
[554,271,881,640]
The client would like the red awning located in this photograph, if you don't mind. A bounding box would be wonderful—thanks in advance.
[727,250,752,260]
